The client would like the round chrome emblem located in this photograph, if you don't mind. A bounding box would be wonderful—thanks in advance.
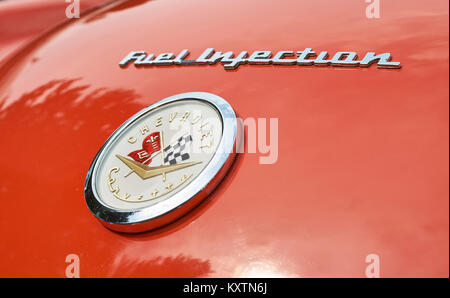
[84,92,237,233]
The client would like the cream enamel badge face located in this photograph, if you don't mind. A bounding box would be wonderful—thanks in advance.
[97,99,222,210]
[85,92,237,233]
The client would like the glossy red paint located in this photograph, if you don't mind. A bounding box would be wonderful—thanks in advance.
[0,0,107,64]
[0,0,448,277]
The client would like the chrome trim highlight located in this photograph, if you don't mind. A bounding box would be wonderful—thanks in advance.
[119,48,402,70]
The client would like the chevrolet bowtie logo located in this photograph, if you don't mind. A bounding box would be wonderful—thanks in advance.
[119,48,402,70]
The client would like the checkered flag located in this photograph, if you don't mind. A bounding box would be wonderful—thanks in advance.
[163,134,193,165]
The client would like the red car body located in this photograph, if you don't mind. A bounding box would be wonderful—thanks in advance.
[0,0,448,277]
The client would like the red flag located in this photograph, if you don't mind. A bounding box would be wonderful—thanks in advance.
[128,132,161,165]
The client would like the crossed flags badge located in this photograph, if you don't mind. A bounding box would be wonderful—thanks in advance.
[128,132,192,165]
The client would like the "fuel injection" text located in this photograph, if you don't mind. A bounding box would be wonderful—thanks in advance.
[119,48,401,70]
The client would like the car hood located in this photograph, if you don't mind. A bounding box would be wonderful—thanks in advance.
[0,0,448,277]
